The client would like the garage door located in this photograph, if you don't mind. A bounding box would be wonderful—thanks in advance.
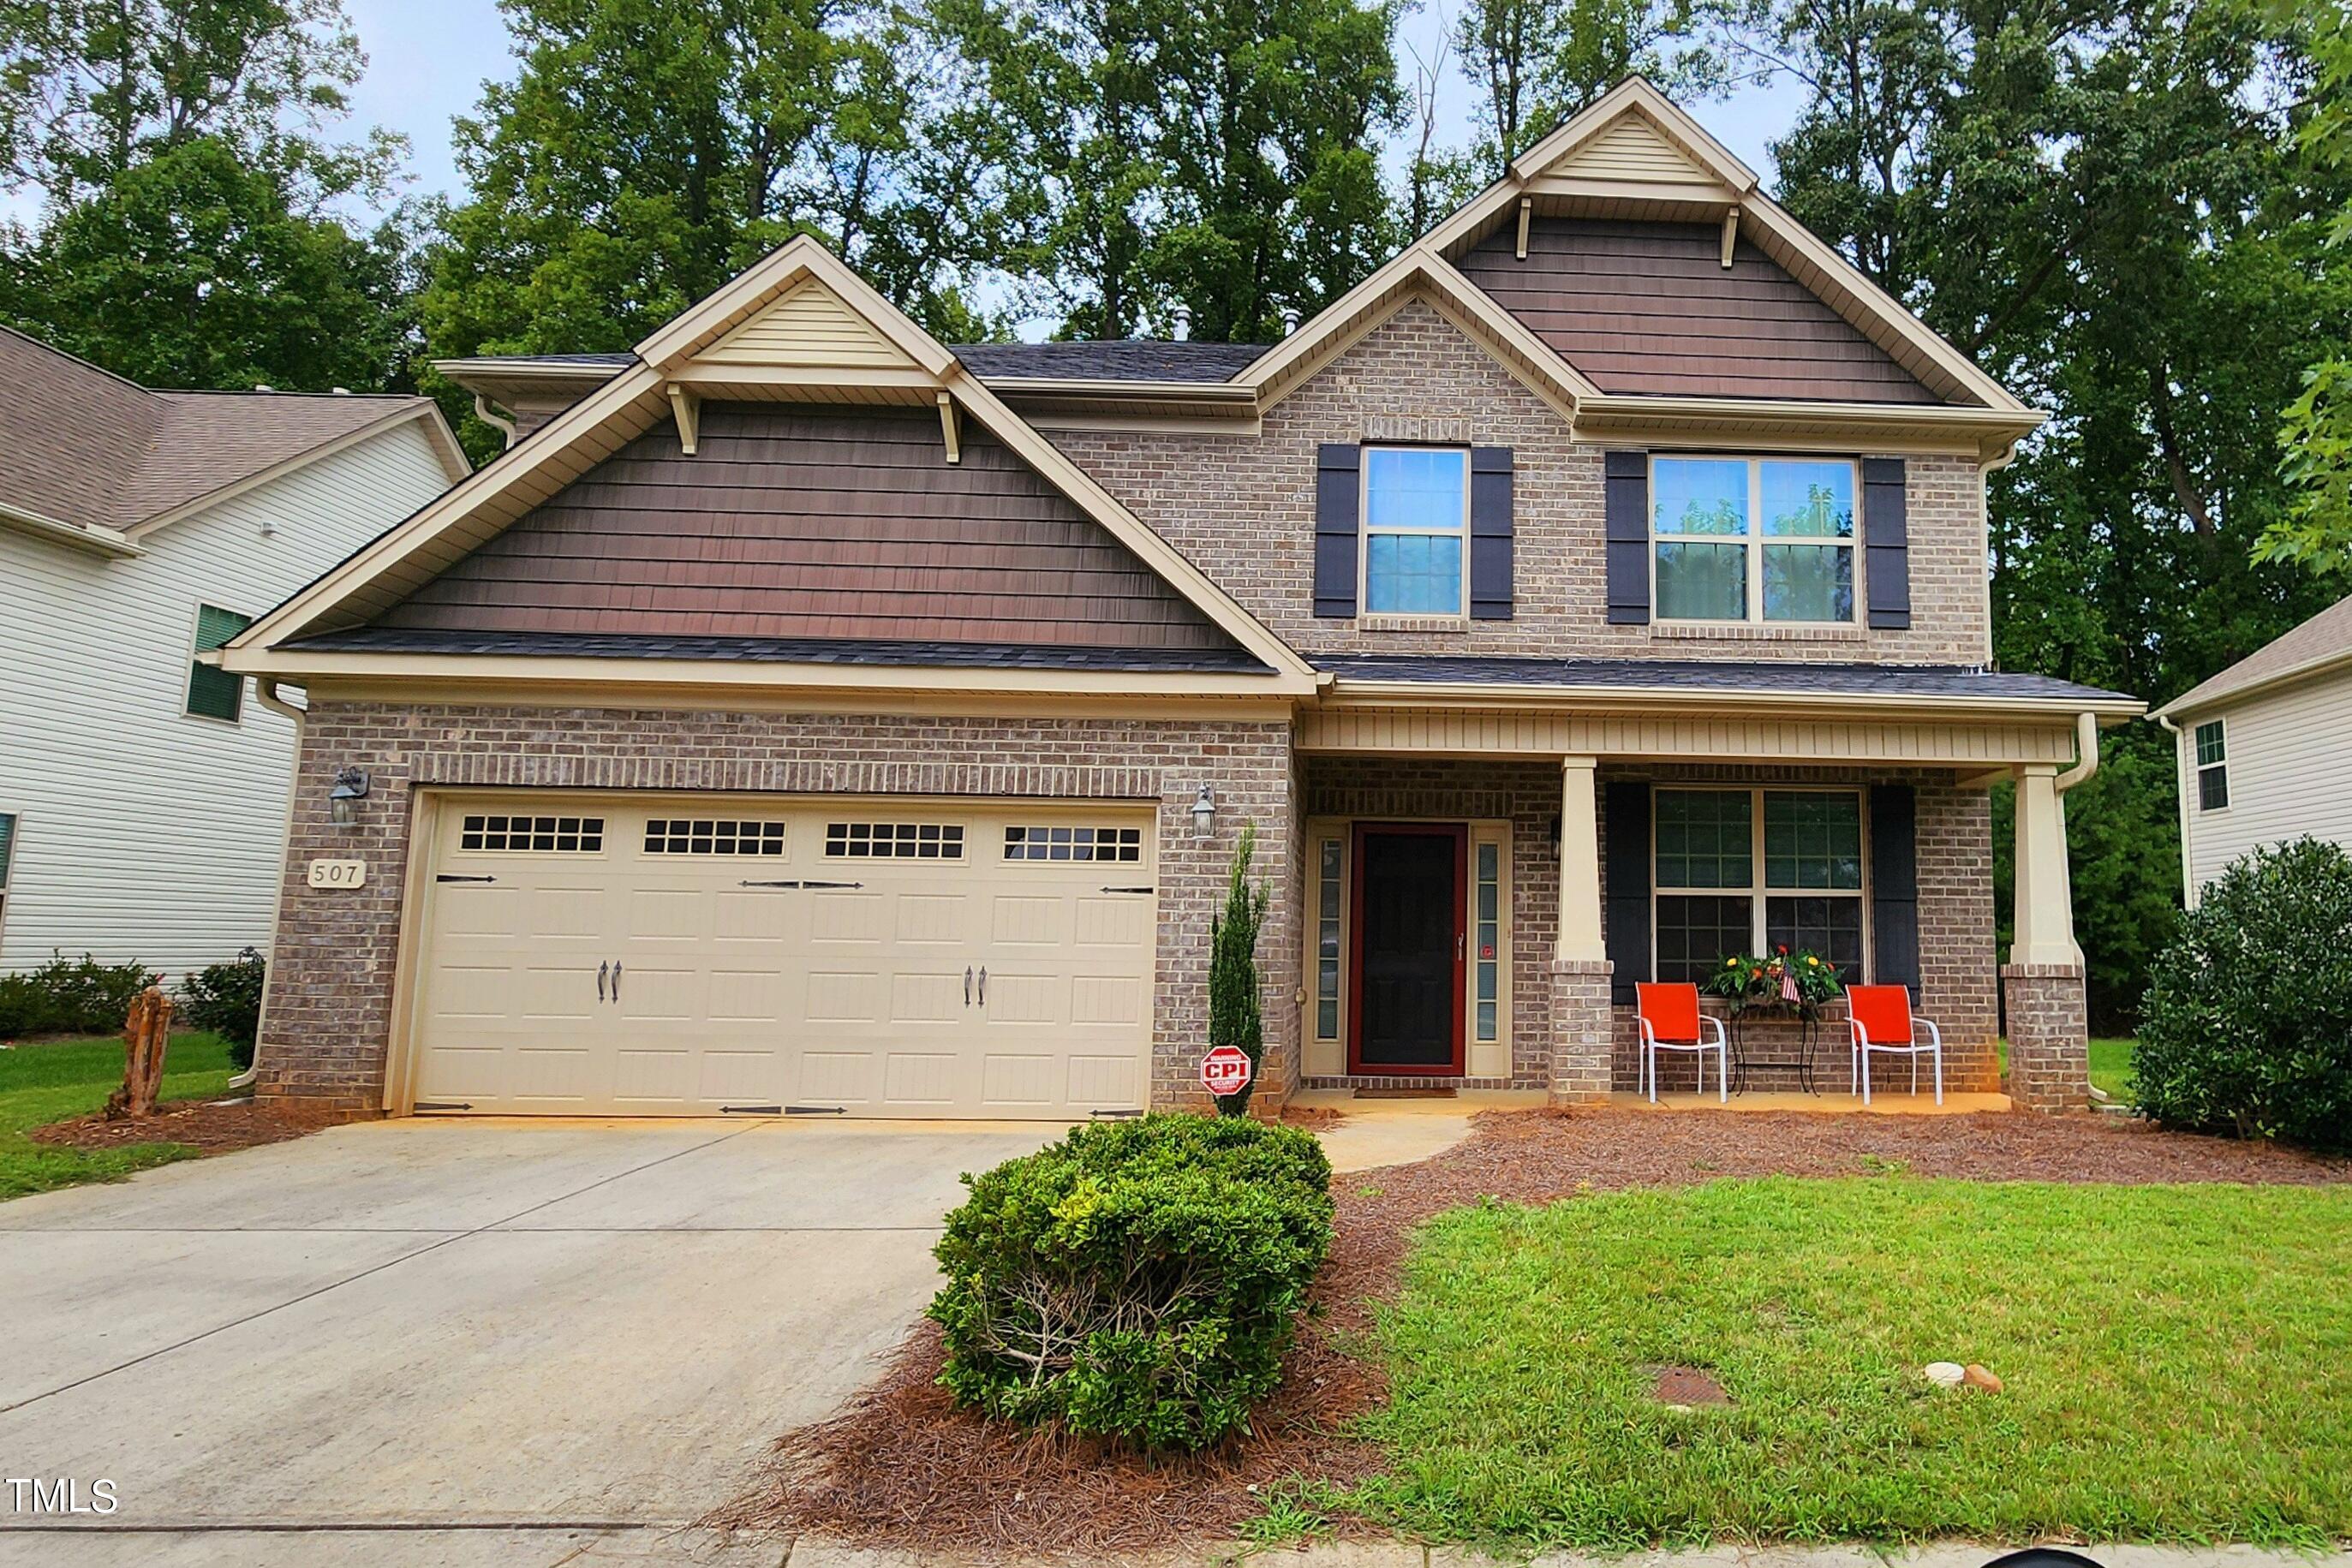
[407,798,1158,1118]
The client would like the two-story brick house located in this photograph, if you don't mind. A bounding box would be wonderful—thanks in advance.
[222,80,2138,1121]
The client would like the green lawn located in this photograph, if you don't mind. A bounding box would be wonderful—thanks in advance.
[1344,1177,2352,1551]
[0,1032,236,1201]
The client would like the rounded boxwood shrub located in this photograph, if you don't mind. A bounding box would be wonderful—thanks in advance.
[2135,838,2352,1151]
[179,947,266,1069]
[928,1112,1334,1452]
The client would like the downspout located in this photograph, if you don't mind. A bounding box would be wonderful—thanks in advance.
[233,676,307,1092]
[2156,712,2196,908]
[2054,710,2098,793]
[472,393,519,450]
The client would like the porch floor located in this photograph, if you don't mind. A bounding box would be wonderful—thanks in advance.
[1613,1089,2013,1114]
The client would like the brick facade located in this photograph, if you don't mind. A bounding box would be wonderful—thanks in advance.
[256,701,1298,1116]
[1050,300,1993,667]
[2003,963,2090,1112]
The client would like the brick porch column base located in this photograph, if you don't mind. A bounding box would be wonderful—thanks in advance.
[1549,958,1615,1105]
[2002,962,2089,1113]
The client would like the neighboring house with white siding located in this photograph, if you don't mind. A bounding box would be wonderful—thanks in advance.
[2156,593,2352,906]
[0,326,468,980]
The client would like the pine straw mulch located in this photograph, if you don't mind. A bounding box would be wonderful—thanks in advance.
[710,1106,2350,1560]
[29,1095,331,1155]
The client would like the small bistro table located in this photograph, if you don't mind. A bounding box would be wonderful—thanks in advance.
[1710,999,1846,1095]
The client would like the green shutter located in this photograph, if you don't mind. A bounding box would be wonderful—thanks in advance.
[186,605,254,721]
[0,813,15,887]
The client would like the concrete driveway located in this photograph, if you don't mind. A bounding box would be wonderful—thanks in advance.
[0,1117,1058,1566]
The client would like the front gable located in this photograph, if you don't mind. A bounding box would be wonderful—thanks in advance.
[696,277,919,371]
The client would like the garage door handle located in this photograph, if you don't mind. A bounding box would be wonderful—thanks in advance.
[977,966,987,1006]
[964,966,974,1007]
[610,961,621,1003]
[597,960,608,1002]
[1100,885,1153,894]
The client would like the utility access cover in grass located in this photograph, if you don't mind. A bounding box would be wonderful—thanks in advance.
[1349,1177,2352,1551]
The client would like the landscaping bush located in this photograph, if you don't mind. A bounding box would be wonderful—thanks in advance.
[180,947,266,1069]
[928,1113,1334,1452]
[0,952,158,1038]
[2135,838,2352,1152]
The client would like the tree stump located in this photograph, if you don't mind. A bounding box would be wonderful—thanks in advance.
[104,987,173,1121]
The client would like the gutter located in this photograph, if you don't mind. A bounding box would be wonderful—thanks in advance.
[0,498,141,557]
[232,677,309,1093]
[1322,676,2146,724]
[2054,710,2099,793]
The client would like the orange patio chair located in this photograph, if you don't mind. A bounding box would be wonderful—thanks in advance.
[1846,983,1943,1105]
[1635,982,1728,1103]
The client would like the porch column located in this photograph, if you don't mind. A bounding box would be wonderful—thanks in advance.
[2003,763,2089,1112]
[1549,755,1614,1105]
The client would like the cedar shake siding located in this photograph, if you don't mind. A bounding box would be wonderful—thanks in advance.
[1455,218,1943,404]
[373,403,1241,653]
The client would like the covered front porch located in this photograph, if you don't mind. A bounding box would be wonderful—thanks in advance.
[1289,688,2106,1113]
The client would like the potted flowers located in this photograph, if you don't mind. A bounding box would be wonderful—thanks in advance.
[1700,945,1845,1020]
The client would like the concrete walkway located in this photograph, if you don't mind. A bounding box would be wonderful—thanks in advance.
[0,1117,1056,1566]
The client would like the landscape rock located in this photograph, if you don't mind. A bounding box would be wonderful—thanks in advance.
[1962,1362,2004,1392]
[1924,1362,1965,1387]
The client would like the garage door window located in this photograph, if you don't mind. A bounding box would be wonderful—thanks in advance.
[826,822,965,860]
[645,819,788,856]
[461,814,605,852]
[1003,825,1143,862]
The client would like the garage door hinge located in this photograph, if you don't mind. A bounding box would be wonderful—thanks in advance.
[435,874,496,885]
[721,1103,785,1115]
[784,1104,846,1116]
[1099,885,1154,894]
[413,1100,473,1112]
[1090,1107,1144,1119]
[737,879,866,890]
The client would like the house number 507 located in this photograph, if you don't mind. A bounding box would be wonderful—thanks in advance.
[307,860,367,890]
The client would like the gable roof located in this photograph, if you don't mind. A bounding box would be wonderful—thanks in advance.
[0,325,467,556]
[2158,594,2352,718]
[228,235,1318,693]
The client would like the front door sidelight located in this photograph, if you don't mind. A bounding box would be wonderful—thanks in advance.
[1350,823,1468,1073]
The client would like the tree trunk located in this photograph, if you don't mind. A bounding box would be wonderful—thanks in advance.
[105,987,173,1120]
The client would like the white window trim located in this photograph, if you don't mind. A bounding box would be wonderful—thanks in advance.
[2193,718,2230,814]
[1358,445,1471,622]
[1648,455,1861,627]
[1650,785,1872,981]
[184,602,254,725]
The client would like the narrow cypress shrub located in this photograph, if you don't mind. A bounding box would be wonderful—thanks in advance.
[1208,821,1270,1116]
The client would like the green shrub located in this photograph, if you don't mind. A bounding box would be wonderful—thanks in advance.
[929,1113,1334,1452]
[180,947,266,1069]
[0,952,158,1038]
[2135,838,2352,1151]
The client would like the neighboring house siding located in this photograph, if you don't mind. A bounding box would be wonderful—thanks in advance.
[0,420,451,978]
[1052,301,1991,665]
[378,405,1234,652]
[1454,219,1940,403]
[2178,667,2352,903]
[255,701,1300,1116]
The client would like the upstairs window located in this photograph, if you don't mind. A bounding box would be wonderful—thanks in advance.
[1652,457,1856,624]
[2194,720,2229,811]
[1361,447,1468,616]
[186,605,254,722]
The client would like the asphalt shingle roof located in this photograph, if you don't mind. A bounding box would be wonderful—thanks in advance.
[1315,654,2137,705]
[950,341,1269,383]
[2160,594,2352,715]
[287,626,1273,674]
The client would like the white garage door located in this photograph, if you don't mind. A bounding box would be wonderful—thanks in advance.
[407,797,1158,1118]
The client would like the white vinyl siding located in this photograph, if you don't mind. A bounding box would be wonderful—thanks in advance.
[2178,668,2352,906]
[0,420,454,977]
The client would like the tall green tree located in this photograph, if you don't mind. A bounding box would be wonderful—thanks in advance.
[0,0,415,391]
[1451,0,1724,172]
[422,0,1004,379]
[927,0,1403,339]
[1743,0,2351,1028]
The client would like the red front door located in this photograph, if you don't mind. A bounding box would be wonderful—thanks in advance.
[1349,823,1467,1075]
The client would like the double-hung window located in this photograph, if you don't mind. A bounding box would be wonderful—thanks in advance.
[1652,456,1857,623]
[2194,720,2229,811]
[1361,447,1468,617]
[1653,788,1866,981]
[186,604,254,722]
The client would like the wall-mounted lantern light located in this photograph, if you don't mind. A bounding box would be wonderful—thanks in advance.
[329,767,372,828]
[1191,784,1217,842]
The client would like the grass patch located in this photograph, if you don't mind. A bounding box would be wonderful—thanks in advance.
[2089,1038,2136,1101]
[0,1031,236,1201]
[1348,1177,2352,1550]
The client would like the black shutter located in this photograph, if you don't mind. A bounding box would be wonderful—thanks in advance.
[1469,446,1513,620]
[1869,783,1919,991]
[1314,444,1360,618]
[1604,450,1650,624]
[1603,781,1651,1005]
[1862,457,1911,629]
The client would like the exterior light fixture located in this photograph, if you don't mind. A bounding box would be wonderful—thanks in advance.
[329,767,371,828]
[1190,784,1217,842]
